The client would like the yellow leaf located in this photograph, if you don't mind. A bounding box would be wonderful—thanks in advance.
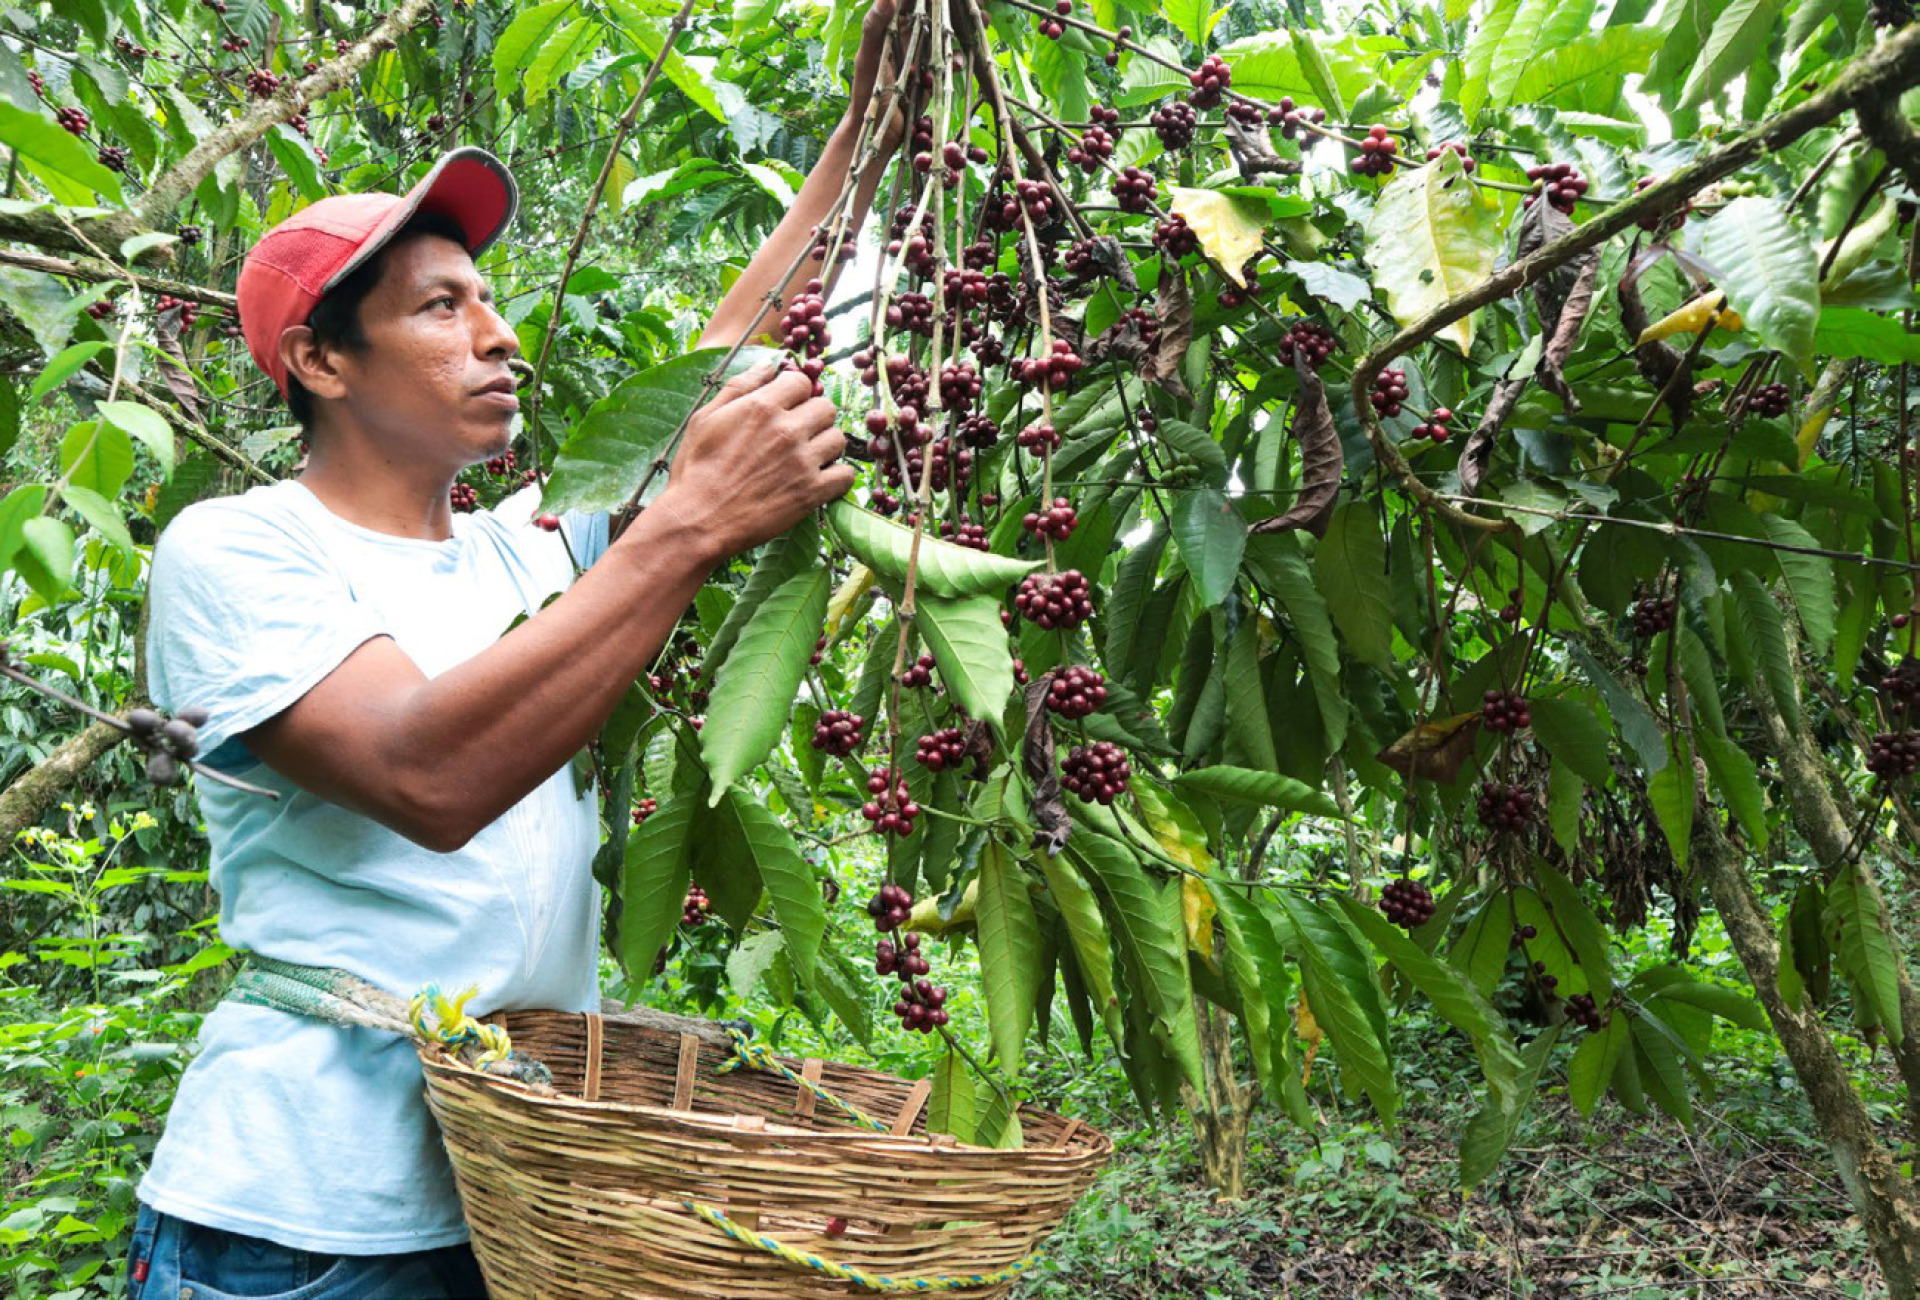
[825,564,875,640]
[1168,187,1266,285]
[1295,990,1323,1085]
[1635,291,1744,347]
[908,878,977,935]
[1132,782,1216,873]
[1181,874,1217,960]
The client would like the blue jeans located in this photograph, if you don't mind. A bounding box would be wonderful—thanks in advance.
[126,1200,489,1299]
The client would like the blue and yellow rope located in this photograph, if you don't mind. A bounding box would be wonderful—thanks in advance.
[409,982,515,1070]
[714,1026,891,1134]
[680,1198,1037,1293]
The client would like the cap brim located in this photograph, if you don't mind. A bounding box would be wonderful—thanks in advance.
[322,147,519,293]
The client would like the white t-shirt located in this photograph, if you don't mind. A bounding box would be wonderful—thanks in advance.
[137,478,609,1253]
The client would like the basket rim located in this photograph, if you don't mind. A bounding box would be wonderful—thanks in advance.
[417,1042,1115,1161]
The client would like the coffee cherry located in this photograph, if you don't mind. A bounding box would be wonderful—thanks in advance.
[1154,213,1200,258]
[96,145,128,173]
[1351,124,1398,177]
[1015,570,1095,630]
[56,106,90,136]
[1277,321,1337,370]
[958,414,1000,449]
[1370,368,1409,418]
[1014,176,1057,223]
[826,1217,849,1238]
[898,651,936,690]
[1476,781,1538,832]
[1425,141,1475,172]
[1023,496,1078,542]
[1017,339,1083,391]
[811,709,866,757]
[427,113,448,132]
[1893,612,1911,630]
[1046,665,1107,719]
[1270,98,1327,141]
[938,361,982,412]
[245,68,281,99]
[449,482,478,513]
[146,751,181,786]
[1524,161,1587,214]
[1217,273,1260,310]
[1188,54,1231,110]
[1866,731,1920,779]
[778,280,829,358]
[26,70,43,98]
[1631,596,1675,639]
[631,797,657,825]
[124,708,163,737]
[681,885,711,927]
[1016,421,1061,454]
[940,518,991,552]
[867,881,915,932]
[535,513,562,531]
[1110,166,1157,214]
[1151,100,1198,150]
[86,300,117,321]
[1061,741,1130,803]
[1481,689,1530,735]
[1379,878,1435,929]
[1509,923,1539,948]
[1067,124,1115,171]
[1742,382,1790,418]
[1565,992,1605,1031]
[1412,406,1453,441]
[914,727,967,771]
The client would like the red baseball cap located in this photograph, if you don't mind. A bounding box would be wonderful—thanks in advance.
[237,147,519,397]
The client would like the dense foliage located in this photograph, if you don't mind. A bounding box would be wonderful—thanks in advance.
[1,0,1918,1292]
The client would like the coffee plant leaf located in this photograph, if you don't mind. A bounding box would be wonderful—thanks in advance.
[1172,766,1342,818]
[1529,859,1615,1003]
[1363,147,1500,355]
[1037,853,1126,1049]
[808,943,875,1048]
[724,929,785,1000]
[1102,524,1168,684]
[1488,0,1599,111]
[1527,695,1615,790]
[0,101,124,204]
[491,0,577,103]
[1676,0,1787,111]
[58,486,132,556]
[1811,306,1920,365]
[1312,504,1394,670]
[690,791,765,930]
[95,401,176,481]
[826,499,1039,599]
[1645,738,1696,870]
[928,1047,978,1142]
[1246,537,1348,750]
[27,342,109,405]
[1460,0,1523,117]
[717,791,827,977]
[1697,728,1767,850]
[1646,972,1767,1032]
[1728,570,1801,733]
[975,841,1043,1072]
[914,591,1020,729]
[1569,643,1667,773]
[1569,1014,1629,1117]
[0,484,48,573]
[1451,895,1518,997]
[1171,487,1245,611]
[1167,187,1266,285]
[1279,893,1398,1127]
[701,563,830,803]
[1154,419,1228,482]
[702,517,822,683]
[1207,882,1313,1129]
[1757,515,1835,656]
[1630,1013,1695,1129]
[1825,862,1904,1046]
[1690,197,1821,376]
[619,798,696,982]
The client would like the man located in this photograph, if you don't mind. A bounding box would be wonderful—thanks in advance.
[121,6,902,1295]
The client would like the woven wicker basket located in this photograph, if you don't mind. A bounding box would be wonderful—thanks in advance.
[416,1005,1112,1299]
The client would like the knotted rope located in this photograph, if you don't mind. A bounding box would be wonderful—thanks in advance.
[680,1199,1038,1293]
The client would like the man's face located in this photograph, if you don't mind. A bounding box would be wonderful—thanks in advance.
[328,233,521,470]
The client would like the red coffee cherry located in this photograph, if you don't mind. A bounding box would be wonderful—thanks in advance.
[811,709,866,757]
[1023,497,1078,542]
[1046,665,1108,719]
[1277,321,1337,370]
[1015,570,1095,630]
[1061,741,1131,803]
[1524,161,1587,214]
[898,651,936,690]
[1476,781,1538,832]
[913,727,967,771]
[1154,213,1200,258]
[1188,54,1231,110]
[680,885,711,927]
[1371,368,1409,417]
[1151,100,1198,150]
[631,797,657,825]
[1631,596,1675,638]
[1110,166,1157,214]
[1379,879,1435,929]
[1351,124,1399,177]
[1480,689,1531,735]
[1426,141,1475,172]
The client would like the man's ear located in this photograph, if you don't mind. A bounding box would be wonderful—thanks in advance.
[279,325,350,401]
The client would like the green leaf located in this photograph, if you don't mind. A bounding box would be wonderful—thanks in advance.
[1813,306,1920,363]
[28,342,109,404]
[1528,696,1615,789]
[1284,258,1371,311]
[726,930,785,998]
[1677,0,1786,110]
[1278,894,1397,1128]
[1208,882,1307,1124]
[1569,643,1666,773]
[809,945,872,1047]
[1171,488,1245,611]
[0,484,47,572]
[1162,0,1213,45]
[1507,28,1661,109]
[1291,29,1347,117]
[713,791,827,975]
[701,564,829,802]
[1648,977,1767,1031]
[1155,419,1229,482]
[1363,149,1502,355]
[1171,766,1341,817]
[1697,730,1767,850]
[59,420,134,499]
[264,126,326,204]
[1645,0,1734,99]
[1038,853,1126,1049]
[1103,525,1167,686]
[14,515,73,602]
[1826,862,1904,1045]
[542,348,768,516]
[1631,1015,1693,1128]
[1730,571,1801,732]
[0,101,124,203]
[1694,197,1821,375]
[603,0,727,120]
[928,1048,979,1141]
[1458,1026,1559,1188]
[1488,0,1598,109]
[59,485,132,554]
[1758,516,1835,656]
[492,0,578,102]
[94,400,175,479]
[525,17,599,108]
[828,500,1039,600]
[703,519,821,680]
[1341,898,1523,1108]
[1530,860,1615,1003]
[977,842,1043,1072]
[1219,618,1277,773]
[1646,738,1695,869]
[1246,538,1348,752]
[1461,0,1524,118]
[1313,505,1395,669]
[916,592,1019,728]
[1568,1015,1628,1116]
[619,798,695,980]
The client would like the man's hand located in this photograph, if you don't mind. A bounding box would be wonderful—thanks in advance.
[849,0,906,150]
[643,361,853,561]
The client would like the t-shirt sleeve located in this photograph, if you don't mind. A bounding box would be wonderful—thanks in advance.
[146,502,390,769]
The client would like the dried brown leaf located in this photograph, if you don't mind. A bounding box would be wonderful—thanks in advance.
[1249,351,1340,537]
[1457,376,1529,496]
[154,311,203,424]
[1617,269,1692,428]
[1022,675,1073,856]
[1223,114,1298,181]
[1536,250,1599,411]
[1376,712,1483,783]
[1140,267,1193,398]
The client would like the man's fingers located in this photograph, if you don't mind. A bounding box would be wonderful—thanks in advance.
[809,427,848,469]
[817,464,858,503]
[706,360,781,409]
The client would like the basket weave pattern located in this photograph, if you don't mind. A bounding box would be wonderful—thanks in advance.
[418,1009,1111,1299]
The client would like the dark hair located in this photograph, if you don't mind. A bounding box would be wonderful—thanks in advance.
[285,210,472,431]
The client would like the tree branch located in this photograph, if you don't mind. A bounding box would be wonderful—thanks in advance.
[0,720,125,844]
[0,246,236,310]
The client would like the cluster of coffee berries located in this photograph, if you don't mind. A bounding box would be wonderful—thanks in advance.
[874,929,949,1033]
[56,106,90,136]
[96,145,128,173]
[899,651,936,690]
[1023,497,1078,542]
[779,280,829,358]
[938,361,982,412]
[123,705,208,787]
[1017,340,1084,390]
[914,727,968,772]
[1101,23,1132,65]
[1477,781,1538,832]
[1046,666,1108,719]
[1866,731,1920,779]
[1277,320,1337,370]
[1631,596,1675,638]
[1016,421,1061,454]
[1188,54,1232,109]
[1379,878,1435,929]
[1631,176,1690,231]
[1060,741,1130,803]
[246,68,281,99]
[1350,125,1399,176]
[1015,569,1095,629]
[1882,659,1920,717]
[1154,213,1200,257]
[26,69,43,97]
[1525,162,1588,214]
[1068,111,1120,169]
[1268,97,1327,140]
[1111,166,1157,213]
[1411,407,1453,442]
[1564,992,1605,1031]
[680,885,711,927]
[86,299,116,321]
[484,450,518,477]
[156,295,200,328]
[1509,923,1539,949]
[1371,368,1410,417]
[862,767,919,836]
[449,482,478,512]
[1013,176,1057,223]
[1530,960,1559,991]
[631,797,657,825]
[1151,100,1198,150]
[941,518,990,551]
[1741,382,1790,418]
[1426,141,1475,172]
[1498,587,1523,623]
[1038,0,1071,38]
[869,882,915,932]
[811,710,866,757]
[1481,689,1531,734]
[1217,272,1261,309]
